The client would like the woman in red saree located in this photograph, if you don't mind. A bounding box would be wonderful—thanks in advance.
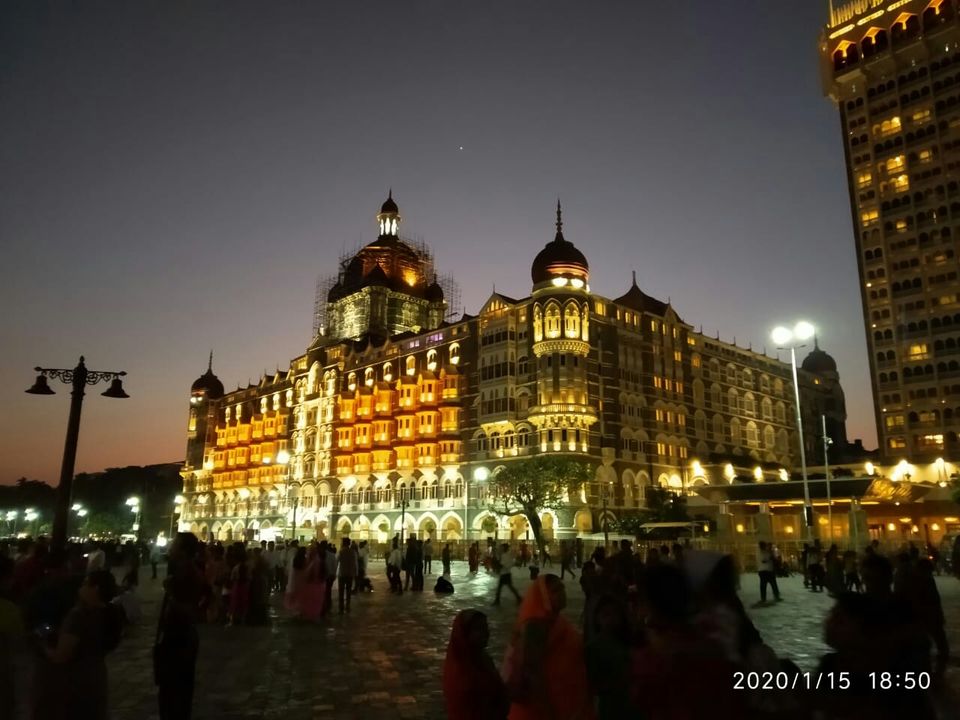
[505,574,595,720]
[443,610,509,720]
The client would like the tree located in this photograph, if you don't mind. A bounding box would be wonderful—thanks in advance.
[487,456,591,556]
[82,511,129,537]
[613,487,689,539]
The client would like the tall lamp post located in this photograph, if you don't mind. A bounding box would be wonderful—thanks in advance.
[276,451,297,541]
[771,321,816,541]
[6,511,18,536]
[26,357,129,550]
[126,496,141,539]
[821,416,834,542]
[170,495,185,537]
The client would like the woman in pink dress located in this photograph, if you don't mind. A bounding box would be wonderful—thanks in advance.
[284,546,307,614]
[299,543,326,621]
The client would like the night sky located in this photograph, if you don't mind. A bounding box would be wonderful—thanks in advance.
[0,1,870,484]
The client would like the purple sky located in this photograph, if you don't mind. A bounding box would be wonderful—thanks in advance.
[0,1,871,485]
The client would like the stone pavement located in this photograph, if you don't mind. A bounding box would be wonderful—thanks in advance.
[107,562,960,720]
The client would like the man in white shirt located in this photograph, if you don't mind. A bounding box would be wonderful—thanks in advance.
[492,544,521,606]
[387,539,403,594]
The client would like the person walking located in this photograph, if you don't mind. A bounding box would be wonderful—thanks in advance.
[755,541,781,606]
[404,538,417,591]
[337,539,358,614]
[322,542,337,617]
[413,540,425,591]
[441,542,452,576]
[424,539,434,575]
[493,544,521,606]
[155,533,207,720]
[560,541,577,581]
[443,610,509,720]
[468,542,480,574]
[355,540,369,593]
[387,539,403,594]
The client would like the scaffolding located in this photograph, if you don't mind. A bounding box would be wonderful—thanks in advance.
[311,233,462,338]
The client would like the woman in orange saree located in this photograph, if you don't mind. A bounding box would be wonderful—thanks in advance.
[443,610,509,720]
[505,574,595,720]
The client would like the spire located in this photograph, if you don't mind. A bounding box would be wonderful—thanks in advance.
[207,350,213,373]
[814,333,821,351]
[631,270,637,286]
[555,198,564,240]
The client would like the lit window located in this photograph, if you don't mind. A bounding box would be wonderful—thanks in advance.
[885,155,905,174]
[908,343,929,359]
[912,109,931,124]
[860,209,879,227]
[892,174,909,192]
[857,172,872,188]
[918,149,933,164]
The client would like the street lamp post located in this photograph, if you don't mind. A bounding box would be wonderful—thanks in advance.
[276,451,296,541]
[71,503,88,540]
[24,508,39,537]
[126,496,141,539]
[170,495,184,537]
[821,415,834,542]
[400,498,409,544]
[26,357,128,550]
[6,511,18,536]
[772,321,816,541]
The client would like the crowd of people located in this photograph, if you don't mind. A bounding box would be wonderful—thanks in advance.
[444,538,956,720]
[2,530,957,720]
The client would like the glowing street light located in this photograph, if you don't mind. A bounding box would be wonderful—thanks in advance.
[126,496,141,537]
[772,320,816,539]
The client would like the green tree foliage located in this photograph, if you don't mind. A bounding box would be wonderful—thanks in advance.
[613,487,690,538]
[487,456,590,554]
[82,511,129,537]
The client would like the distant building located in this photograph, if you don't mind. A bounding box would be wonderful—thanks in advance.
[179,195,848,544]
[819,0,960,464]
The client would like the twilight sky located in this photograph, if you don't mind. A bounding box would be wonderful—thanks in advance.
[0,1,871,485]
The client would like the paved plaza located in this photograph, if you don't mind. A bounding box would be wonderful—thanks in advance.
[106,562,960,720]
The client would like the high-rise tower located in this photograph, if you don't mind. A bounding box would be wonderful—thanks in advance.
[820,0,960,462]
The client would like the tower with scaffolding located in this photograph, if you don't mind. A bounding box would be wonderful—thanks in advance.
[312,232,461,342]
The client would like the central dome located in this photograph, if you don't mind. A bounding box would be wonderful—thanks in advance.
[531,200,589,285]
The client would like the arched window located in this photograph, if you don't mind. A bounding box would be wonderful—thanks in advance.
[743,392,756,417]
[364,367,374,386]
[383,362,393,381]
[544,302,561,338]
[348,372,357,391]
[729,417,742,445]
[764,425,775,449]
[449,343,460,365]
[533,306,543,341]
[746,421,759,448]
[564,302,580,339]
[427,349,437,371]
[406,356,416,376]
[581,303,590,341]
[761,397,773,420]
[727,388,740,414]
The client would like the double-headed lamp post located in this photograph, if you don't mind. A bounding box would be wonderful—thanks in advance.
[771,321,816,540]
[26,357,128,549]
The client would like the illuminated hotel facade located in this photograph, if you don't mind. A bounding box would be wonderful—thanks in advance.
[820,0,960,465]
[179,195,851,545]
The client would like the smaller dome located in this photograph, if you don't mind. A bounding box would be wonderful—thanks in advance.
[380,190,398,214]
[426,279,444,302]
[531,200,589,285]
[191,353,224,399]
[191,370,224,399]
[801,340,837,375]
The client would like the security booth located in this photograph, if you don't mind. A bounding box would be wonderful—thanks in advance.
[690,475,938,570]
